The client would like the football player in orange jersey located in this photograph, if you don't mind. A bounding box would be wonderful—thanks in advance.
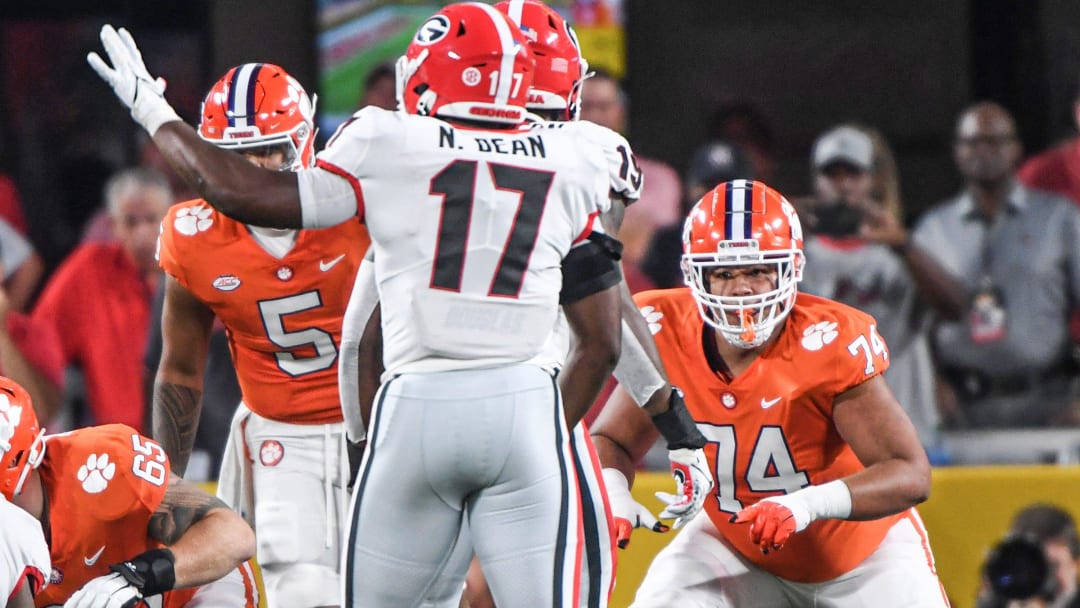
[592,180,949,606]
[0,375,258,608]
[153,64,366,608]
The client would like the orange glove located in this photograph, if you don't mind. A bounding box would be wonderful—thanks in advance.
[730,480,852,553]
[731,500,798,552]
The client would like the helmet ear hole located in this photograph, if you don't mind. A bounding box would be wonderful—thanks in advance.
[457,22,467,36]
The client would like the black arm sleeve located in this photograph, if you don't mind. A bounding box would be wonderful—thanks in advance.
[560,233,623,305]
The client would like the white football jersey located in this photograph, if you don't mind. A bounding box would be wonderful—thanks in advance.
[0,496,50,601]
[529,119,643,204]
[303,108,612,376]
[526,118,644,370]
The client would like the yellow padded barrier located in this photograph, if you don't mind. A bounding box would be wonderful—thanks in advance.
[615,466,1080,608]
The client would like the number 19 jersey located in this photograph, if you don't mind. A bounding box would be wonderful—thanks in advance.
[309,108,613,376]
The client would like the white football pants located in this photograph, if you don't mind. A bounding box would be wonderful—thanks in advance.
[343,364,582,608]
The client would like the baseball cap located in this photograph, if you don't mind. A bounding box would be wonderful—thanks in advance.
[687,140,753,188]
[812,126,873,171]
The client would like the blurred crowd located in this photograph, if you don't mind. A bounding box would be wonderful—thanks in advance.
[1,60,1078,477]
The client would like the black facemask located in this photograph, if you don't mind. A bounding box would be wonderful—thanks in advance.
[811,201,863,238]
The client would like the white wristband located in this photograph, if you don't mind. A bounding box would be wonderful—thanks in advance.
[800,479,853,522]
[602,468,631,494]
[762,479,852,533]
[138,106,182,137]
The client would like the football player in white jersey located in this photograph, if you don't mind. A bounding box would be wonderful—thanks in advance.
[1,495,50,608]
[340,3,715,605]
[89,3,628,605]
[418,2,710,607]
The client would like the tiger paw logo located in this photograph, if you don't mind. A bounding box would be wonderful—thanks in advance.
[77,453,116,494]
[640,306,664,335]
[0,392,23,450]
[801,321,839,351]
[259,440,284,467]
[174,204,214,236]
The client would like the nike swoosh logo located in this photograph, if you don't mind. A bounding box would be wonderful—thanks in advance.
[84,545,106,566]
[760,397,782,409]
[319,254,346,272]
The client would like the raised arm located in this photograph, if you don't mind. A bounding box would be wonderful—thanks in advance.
[152,276,214,474]
[88,25,303,228]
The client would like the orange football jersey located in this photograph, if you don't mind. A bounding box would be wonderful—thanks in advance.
[158,200,369,424]
[36,425,171,606]
[635,289,905,583]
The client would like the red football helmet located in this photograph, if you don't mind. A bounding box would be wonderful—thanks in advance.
[199,63,317,170]
[495,0,588,121]
[396,2,535,125]
[0,376,45,501]
[681,180,805,349]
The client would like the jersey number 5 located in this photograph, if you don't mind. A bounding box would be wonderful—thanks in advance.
[258,291,338,377]
[700,424,809,514]
[429,160,553,298]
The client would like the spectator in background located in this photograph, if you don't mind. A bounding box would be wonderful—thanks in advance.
[0,255,63,427]
[1017,75,1080,344]
[799,124,953,456]
[913,102,1080,428]
[0,172,30,235]
[32,167,170,432]
[709,100,777,183]
[581,68,679,278]
[1017,74,1080,207]
[358,62,397,111]
[82,133,194,242]
[978,503,1080,608]
[0,173,46,312]
[640,139,754,288]
[0,214,43,314]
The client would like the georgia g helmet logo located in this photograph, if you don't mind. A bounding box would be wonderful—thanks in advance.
[415,15,450,45]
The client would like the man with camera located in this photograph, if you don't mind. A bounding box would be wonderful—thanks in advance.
[979,503,1080,608]
[799,124,963,454]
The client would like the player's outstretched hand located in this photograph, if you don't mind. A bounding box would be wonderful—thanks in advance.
[63,572,143,608]
[731,496,810,553]
[655,447,713,529]
[86,24,180,136]
[602,468,669,549]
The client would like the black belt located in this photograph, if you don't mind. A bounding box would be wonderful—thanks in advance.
[942,364,1074,401]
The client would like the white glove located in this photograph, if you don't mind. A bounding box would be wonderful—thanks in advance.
[655,447,713,529]
[86,24,180,135]
[63,572,143,608]
[601,468,668,549]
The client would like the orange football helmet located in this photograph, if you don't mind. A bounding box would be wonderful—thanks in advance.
[199,63,316,170]
[396,2,535,125]
[0,376,45,501]
[495,0,588,121]
[681,180,805,348]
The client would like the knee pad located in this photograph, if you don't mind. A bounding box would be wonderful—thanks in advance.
[262,563,340,608]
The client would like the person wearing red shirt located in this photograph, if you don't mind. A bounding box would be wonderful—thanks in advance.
[1017,92,1080,340]
[31,167,170,432]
